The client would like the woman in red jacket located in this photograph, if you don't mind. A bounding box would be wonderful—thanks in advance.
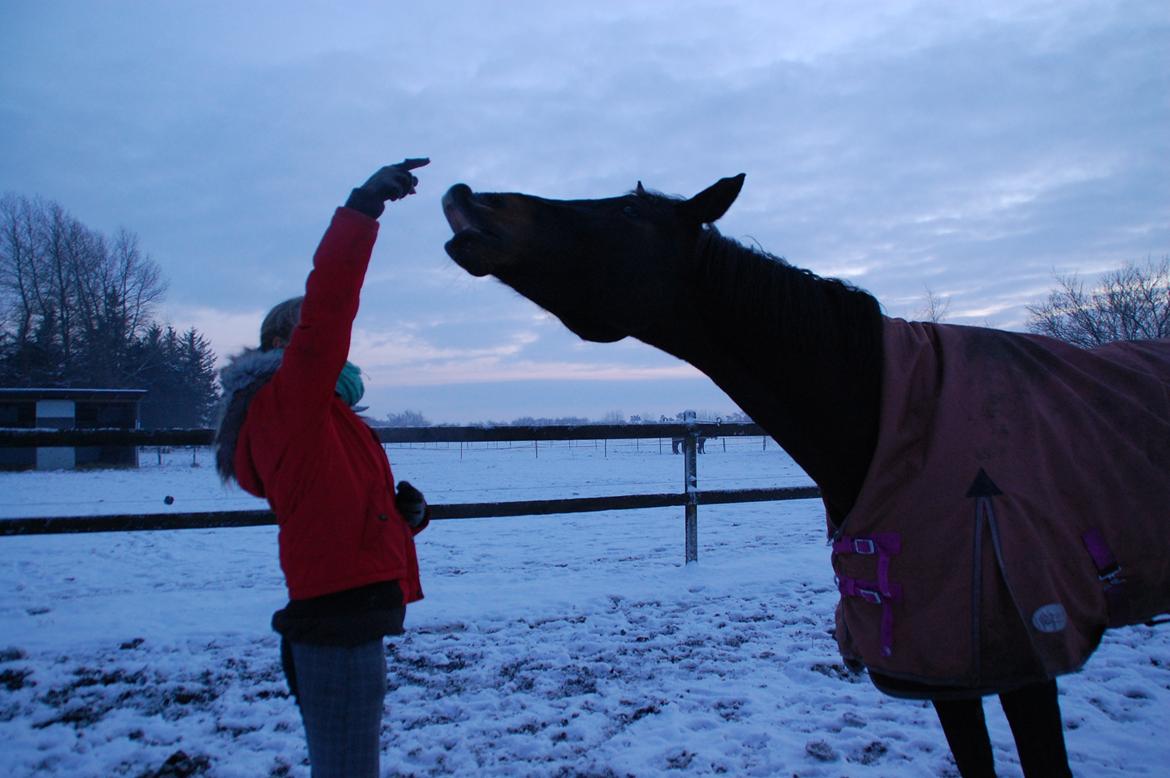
[215,158,430,777]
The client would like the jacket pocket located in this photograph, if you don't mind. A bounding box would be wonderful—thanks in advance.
[359,483,406,575]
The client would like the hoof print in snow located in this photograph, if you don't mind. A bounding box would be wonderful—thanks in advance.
[838,710,868,730]
[0,647,27,663]
[806,739,838,762]
[1,667,33,691]
[665,748,695,769]
[144,749,211,778]
[810,661,862,682]
[268,759,294,777]
[556,671,598,698]
[713,698,743,721]
[121,637,146,650]
[619,700,664,725]
[850,740,888,765]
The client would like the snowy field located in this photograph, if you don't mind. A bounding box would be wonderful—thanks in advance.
[1,439,1168,777]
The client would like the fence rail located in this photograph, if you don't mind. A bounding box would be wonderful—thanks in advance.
[0,421,764,447]
[0,423,821,562]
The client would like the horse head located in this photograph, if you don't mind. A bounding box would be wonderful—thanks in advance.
[442,174,746,343]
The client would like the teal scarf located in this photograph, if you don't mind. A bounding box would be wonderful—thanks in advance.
[335,361,365,407]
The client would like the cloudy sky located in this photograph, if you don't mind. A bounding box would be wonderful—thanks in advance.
[3,1,1167,423]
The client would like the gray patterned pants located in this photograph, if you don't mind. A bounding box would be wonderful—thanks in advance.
[289,640,388,778]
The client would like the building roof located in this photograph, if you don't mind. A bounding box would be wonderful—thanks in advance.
[0,388,148,402]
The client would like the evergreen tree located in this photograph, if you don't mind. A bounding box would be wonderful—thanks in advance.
[177,327,220,427]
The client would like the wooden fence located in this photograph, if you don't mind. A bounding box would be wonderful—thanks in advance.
[0,422,820,562]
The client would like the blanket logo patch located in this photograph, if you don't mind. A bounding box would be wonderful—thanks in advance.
[1032,604,1069,633]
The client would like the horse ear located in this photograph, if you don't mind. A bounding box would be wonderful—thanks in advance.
[682,174,745,224]
[636,181,647,196]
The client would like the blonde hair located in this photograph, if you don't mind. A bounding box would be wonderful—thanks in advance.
[259,296,304,351]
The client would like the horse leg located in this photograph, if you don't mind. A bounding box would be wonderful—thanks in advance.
[999,679,1071,778]
[932,697,996,777]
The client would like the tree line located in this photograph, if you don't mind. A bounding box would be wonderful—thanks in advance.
[0,193,219,427]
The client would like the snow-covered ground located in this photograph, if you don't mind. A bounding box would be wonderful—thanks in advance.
[1,440,1167,777]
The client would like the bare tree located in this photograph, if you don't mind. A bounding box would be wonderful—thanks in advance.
[1027,257,1170,347]
[384,409,430,427]
[107,227,165,340]
[915,286,952,323]
[0,195,40,343]
[0,193,167,385]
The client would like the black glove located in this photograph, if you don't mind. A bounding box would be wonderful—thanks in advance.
[395,480,428,528]
[345,157,430,218]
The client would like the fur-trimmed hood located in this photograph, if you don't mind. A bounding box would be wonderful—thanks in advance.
[213,348,284,482]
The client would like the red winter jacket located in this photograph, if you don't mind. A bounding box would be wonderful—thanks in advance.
[232,207,425,603]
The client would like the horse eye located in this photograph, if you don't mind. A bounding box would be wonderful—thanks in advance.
[622,205,639,218]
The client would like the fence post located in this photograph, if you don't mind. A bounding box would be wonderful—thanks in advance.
[683,428,698,564]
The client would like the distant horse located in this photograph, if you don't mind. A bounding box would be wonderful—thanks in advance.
[670,436,706,454]
[441,174,1170,777]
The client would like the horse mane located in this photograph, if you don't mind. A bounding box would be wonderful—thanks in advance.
[694,227,882,359]
[692,226,884,520]
[629,184,882,349]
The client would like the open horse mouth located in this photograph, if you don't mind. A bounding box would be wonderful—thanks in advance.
[442,184,500,277]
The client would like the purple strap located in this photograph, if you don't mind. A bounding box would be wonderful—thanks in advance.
[834,533,904,658]
[1082,527,1126,624]
[1082,528,1118,576]
[833,532,902,597]
[837,574,903,657]
[831,532,902,557]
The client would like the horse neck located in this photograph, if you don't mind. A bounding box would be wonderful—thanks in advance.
[641,229,884,523]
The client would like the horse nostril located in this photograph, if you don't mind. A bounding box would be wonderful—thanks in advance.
[443,183,472,203]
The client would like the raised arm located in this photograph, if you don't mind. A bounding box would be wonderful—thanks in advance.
[268,159,429,425]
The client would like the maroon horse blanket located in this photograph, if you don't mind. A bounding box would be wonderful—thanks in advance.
[830,317,1170,695]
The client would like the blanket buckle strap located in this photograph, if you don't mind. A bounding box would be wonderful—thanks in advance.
[1081,527,1128,627]
[833,532,903,657]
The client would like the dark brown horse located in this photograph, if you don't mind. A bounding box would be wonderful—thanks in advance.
[441,175,1170,777]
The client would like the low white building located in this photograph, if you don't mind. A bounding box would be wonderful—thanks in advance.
[0,388,146,470]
